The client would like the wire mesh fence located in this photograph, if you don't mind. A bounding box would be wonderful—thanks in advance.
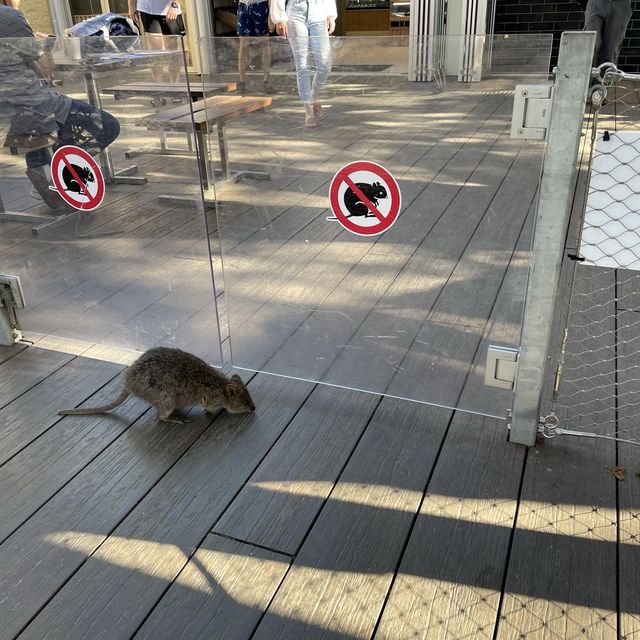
[552,66,640,444]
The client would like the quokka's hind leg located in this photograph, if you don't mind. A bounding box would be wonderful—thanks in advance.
[155,401,190,424]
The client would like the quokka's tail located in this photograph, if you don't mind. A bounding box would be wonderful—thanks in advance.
[58,389,130,416]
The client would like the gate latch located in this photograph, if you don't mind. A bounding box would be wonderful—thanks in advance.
[485,346,519,389]
[511,84,553,140]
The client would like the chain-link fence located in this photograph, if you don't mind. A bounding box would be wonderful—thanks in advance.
[551,65,640,445]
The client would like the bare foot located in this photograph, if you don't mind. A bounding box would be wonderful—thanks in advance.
[304,104,318,128]
[313,102,323,118]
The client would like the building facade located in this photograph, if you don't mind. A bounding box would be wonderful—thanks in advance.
[494,0,640,71]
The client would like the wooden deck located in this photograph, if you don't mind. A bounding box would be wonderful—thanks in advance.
[0,70,636,639]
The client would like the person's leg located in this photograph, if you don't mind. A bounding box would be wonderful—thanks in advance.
[140,13,165,82]
[236,2,252,90]
[288,15,315,125]
[57,99,120,156]
[307,18,331,116]
[250,1,274,90]
[161,15,185,85]
[601,0,632,66]
[238,38,249,87]
[261,37,272,87]
[26,100,120,210]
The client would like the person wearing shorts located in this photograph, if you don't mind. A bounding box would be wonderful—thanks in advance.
[129,0,185,83]
[236,0,275,94]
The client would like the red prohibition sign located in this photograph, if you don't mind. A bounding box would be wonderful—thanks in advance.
[329,161,401,236]
[51,145,105,211]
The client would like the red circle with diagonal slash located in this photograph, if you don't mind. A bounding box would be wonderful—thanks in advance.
[51,145,105,211]
[329,161,401,236]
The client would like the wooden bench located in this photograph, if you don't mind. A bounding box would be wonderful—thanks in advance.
[102,80,237,158]
[138,94,272,205]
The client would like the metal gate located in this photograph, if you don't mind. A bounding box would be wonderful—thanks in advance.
[508,30,640,448]
[538,60,640,448]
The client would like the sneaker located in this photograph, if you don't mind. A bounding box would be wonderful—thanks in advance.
[263,80,276,94]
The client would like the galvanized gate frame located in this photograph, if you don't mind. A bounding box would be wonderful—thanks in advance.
[509,31,595,446]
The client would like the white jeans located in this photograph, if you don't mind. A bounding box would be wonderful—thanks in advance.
[286,0,331,103]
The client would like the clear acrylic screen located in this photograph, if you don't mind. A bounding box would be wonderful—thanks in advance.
[0,35,222,363]
[201,34,552,417]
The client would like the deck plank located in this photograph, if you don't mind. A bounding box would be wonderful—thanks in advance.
[613,309,640,639]
[0,344,88,411]
[496,265,618,640]
[16,374,313,640]
[213,386,381,555]
[0,401,213,640]
[0,352,123,465]
[0,369,152,543]
[372,206,535,640]
[135,534,291,640]
[251,399,452,640]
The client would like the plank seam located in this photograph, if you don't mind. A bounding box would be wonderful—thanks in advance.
[11,404,227,640]
[125,375,317,639]
[246,392,386,638]
[210,532,294,559]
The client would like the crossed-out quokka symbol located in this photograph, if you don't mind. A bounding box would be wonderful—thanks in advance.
[328,161,401,236]
[50,145,105,211]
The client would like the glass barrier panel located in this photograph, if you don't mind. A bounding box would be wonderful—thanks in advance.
[0,35,222,363]
[198,34,553,418]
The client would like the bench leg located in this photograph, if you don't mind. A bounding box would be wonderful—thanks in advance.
[124,131,196,160]
[217,124,231,183]
[157,123,269,209]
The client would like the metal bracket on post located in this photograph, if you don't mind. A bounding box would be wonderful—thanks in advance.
[0,274,25,345]
[485,345,519,389]
[511,84,554,140]
[509,31,596,447]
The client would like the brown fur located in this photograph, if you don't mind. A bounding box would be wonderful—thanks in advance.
[58,347,255,423]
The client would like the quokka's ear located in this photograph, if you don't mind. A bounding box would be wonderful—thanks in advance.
[224,384,239,398]
[230,374,245,387]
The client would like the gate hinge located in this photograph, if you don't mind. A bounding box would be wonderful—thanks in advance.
[485,345,518,390]
[511,84,553,140]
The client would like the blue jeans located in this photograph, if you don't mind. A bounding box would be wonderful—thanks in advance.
[287,0,331,103]
[25,98,120,169]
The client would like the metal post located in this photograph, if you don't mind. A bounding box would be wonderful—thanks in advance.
[510,31,595,446]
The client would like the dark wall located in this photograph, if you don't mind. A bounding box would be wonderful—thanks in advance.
[493,0,640,72]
